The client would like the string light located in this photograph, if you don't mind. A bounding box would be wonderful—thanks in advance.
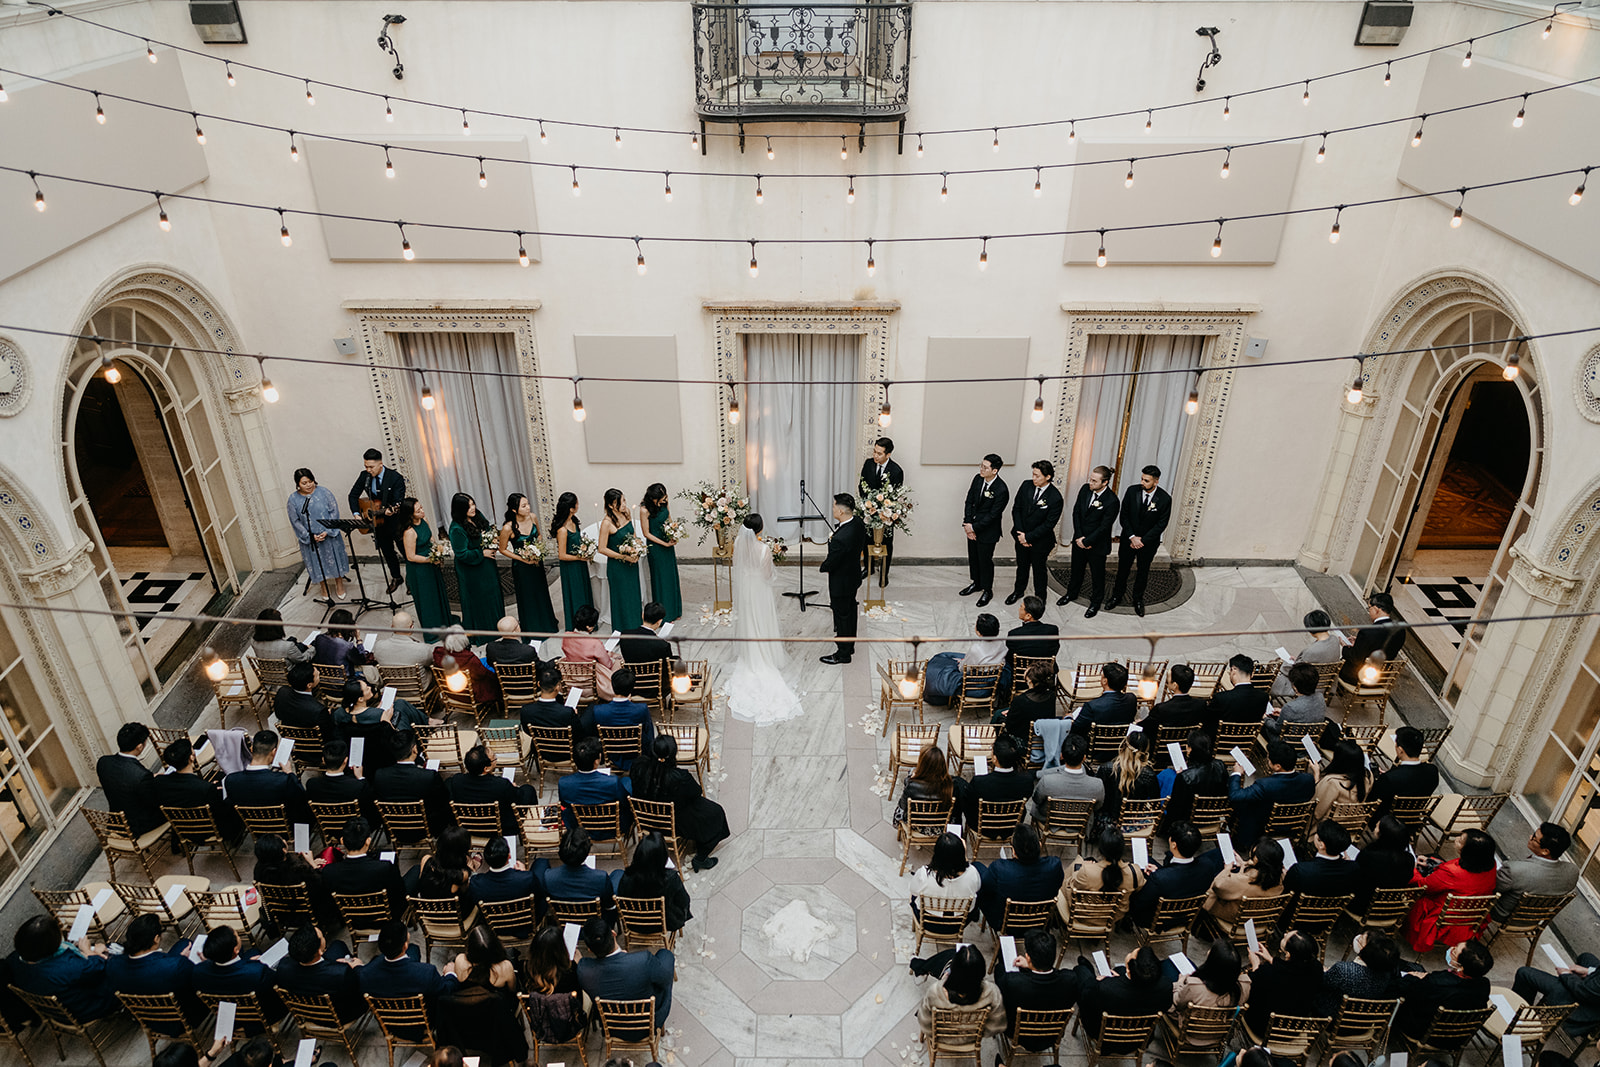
[1144,110,1153,133]
[765,136,774,161]
[93,92,105,124]
[940,173,949,201]
[540,121,549,145]
[1462,41,1474,67]
[155,193,170,231]
[384,147,395,179]
[571,377,586,421]
[634,236,646,275]
[1096,230,1108,268]
[1504,337,1525,380]
[516,231,529,267]
[1034,167,1042,197]
[146,41,157,63]
[1222,98,1230,120]
[1137,661,1160,701]
[443,656,468,692]
[689,128,697,151]
[478,158,487,187]
[1451,188,1466,227]
[1412,115,1427,147]
[1571,168,1589,205]
[1316,134,1328,163]
[287,131,299,162]
[100,352,121,384]
[398,222,414,260]
[840,136,848,161]
[256,357,278,403]
[1068,121,1076,142]
[748,239,758,278]
[1544,13,1554,37]
[1211,219,1224,258]
[1185,371,1201,415]
[1384,62,1392,87]
[865,238,877,276]
[878,382,892,427]
[993,128,1001,152]
[847,176,856,204]
[384,96,393,121]
[1347,356,1365,404]
[916,134,924,157]
[420,372,436,410]
[1220,149,1231,179]
[0,77,6,103]
[899,637,922,697]
[202,647,228,681]
[193,114,206,145]
[571,166,580,196]
[978,237,989,271]
[663,173,672,201]
[1358,650,1385,685]
[1302,81,1312,105]
[1514,94,1528,127]
[224,62,235,87]
[1329,205,1344,243]
[1125,160,1135,188]
[29,172,44,212]
[671,655,692,696]
[726,379,740,423]
[754,174,763,204]
[277,208,291,246]
[1031,376,1046,423]
[304,80,315,105]
[615,127,623,148]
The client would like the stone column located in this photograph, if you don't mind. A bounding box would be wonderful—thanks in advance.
[1299,392,1376,572]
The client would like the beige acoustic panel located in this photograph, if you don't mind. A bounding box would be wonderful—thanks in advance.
[1064,141,1302,266]
[1400,53,1600,284]
[920,338,1030,465]
[303,137,540,262]
[0,50,209,285]
[573,336,684,464]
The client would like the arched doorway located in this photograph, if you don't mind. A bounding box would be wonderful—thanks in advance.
[1348,304,1543,704]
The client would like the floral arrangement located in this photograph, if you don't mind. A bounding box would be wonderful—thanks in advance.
[679,481,751,543]
[856,480,915,534]
[661,517,689,545]
[427,540,454,565]
[574,534,599,561]
[514,539,545,564]
[479,528,501,552]
[768,536,790,563]
[617,533,649,562]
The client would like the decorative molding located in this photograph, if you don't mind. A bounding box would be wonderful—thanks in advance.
[17,540,96,597]
[1507,543,1580,604]
[224,384,263,414]
[0,463,68,563]
[1050,307,1251,563]
[1061,302,1263,315]
[1576,344,1600,425]
[0,336,33,418]
[707,305,897,492]
[348,308,555,534]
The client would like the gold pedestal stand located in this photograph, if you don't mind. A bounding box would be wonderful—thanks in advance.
[865,529,888,610]
[712,531,735,612]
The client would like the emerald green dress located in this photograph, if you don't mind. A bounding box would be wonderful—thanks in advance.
[559,525,594,630]
[646,508,683,622]
[507,520,559,637]
[406,520,456,641]
[606,521,643,631]
[450,520,504,645]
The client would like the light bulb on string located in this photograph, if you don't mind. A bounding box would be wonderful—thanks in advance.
[634,236,647,276]
[1034,167,1043,197]
[384,97,393,121]
[1543,14,1554,38]
[754,175,763,204]
[288,132,299,162]
[899,639,922,698]
[765,136,774,161]
[29,172,44,212]
[1514,95,1527,127]
[1096,230,1108,268]
[571,378,586,422]
[147,41,157,63]
[726,379,740,423]
[1068,121,1076,142]
[1572,168,1589,206]
[865,239,876,277]
[1211,219,1224,258]
[1220,149,1231,179]
[1504,338,1525,380]
[277,209,292,247]
[663,173,672,202]
[940,173,949,201]
[1383,62,1392,87]
[571,166,581,196]
[1412,115,1427,147]
[304,80,315,105]
[1222,98,1230,120]
[1358,651,1385,686]
[1031,376,1046,423]
[916,133,924,157]
[1347,357,1365,404]
[257,358,278,403]
[101,353,121,384]
[847,176,856,204]
[878,382,892,427]
[202,647,228,682]
[156,193,170,231]
[193,114,206,145]
[1125,160,1135,188]
[993,128,1001,152]
[398,222,413,260]
[443,656,468,692]
[1451,189,1466,228]
[478,158,487,187]
[224,63,235,87]
[1185,380,1200,415]
[0,76,7,102]
[1302,81,1312,105]
[94,92,105,124]
[516,232,529,267]
[840,136,848,160]
[690,128,698,151]
[384,147,395,179]
[671,656,692,696]
[978,237,989,271]
[748,240,759,278]
[420,375,435,410]
[1462,41,1473,67]
[458,110,470,135]
[540,121,549,145]
[1329,206,1344,244]
[1316,134,1328,163]
[1144,109,1153,133]
[1137,661,1160,702]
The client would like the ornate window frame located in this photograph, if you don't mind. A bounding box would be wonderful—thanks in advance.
[1051,304,1255,562]
[704,302,899,491]
[345,302,555,535]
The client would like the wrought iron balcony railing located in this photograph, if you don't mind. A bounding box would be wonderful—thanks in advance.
[691,3,913,151]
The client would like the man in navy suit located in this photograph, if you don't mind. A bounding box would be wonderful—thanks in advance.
[975,824,1065,931]
[222,729,313,825]
[465,835,545,932]
[273,924,365,1023]
[371,728,452,837]
[591,669,655,770]
[575,917,675,1032]
[357,922,458,1013]
[1227,739,1315,844]
[106,914,203,1031]
[1284,821,1362,898]
[559,737,633,837]
[320,817,409,920]
[1107,465,1172,617]
[1059,464,1120,617]
[960,453,1010,608]
[1069,662,1138,737]
[96,721,165,836]
[1008,460,1065,604]
[1128,822,1215,927]
[10,914,118,1022]
[193,925,285,1032]
[536,826,617,924]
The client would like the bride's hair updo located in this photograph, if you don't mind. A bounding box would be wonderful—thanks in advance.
[743,513,764,535]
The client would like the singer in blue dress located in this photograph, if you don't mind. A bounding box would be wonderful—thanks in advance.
[286,467,348,600]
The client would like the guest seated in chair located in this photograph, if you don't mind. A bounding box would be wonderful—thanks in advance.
[561,606,616,701]
[629,733,730,871]
[558,737,632,837]
[519,665,598,742]
[11,913,117,1023]
[975,823,1064,931]
[924,613,1007,706]
[591,667,655,771]
[434,625,500,708]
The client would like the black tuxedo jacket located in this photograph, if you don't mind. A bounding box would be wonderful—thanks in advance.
[371,761,451,835]
[98,752,165,835]
[1006,621,1061,660]
[152,771,231,829]
[1341,616,1407,683]
[274,688,330,737]
[1119,485,1172,547]
[1070,485,1119,554]
[820,518,867,600]
[618,628,673,666]
[347,466,406,526]
[995,968,1081,1043]
[964,767,1038,825]
[963,475,1010,544]
[1396,970,1489,1037]
[484,638,539,668]
[1204,683,1269,736]
[274,953,365,1022]
[1284,855,1362,898]
[304,771,377,824]
[222,766,312,824]
[1370,762,1440,815]
[1142,694,1208,737]
[860,458,905,491]
[321,853,408,919]
[1128,857,1217,926]
[1011,482,1065,549]
[520,699,598,742]
[446,772,521,832]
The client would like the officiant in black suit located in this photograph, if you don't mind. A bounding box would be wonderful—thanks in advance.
[820,494,867,664]
[1058,464,1118,618]
[347,449,407,593]
[1006,460,1064,605]
[1107,464,1172,617]
[960,454,1010,608]
[859,438,904,587]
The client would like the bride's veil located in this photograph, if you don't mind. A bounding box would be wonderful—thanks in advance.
[730,521,786,672]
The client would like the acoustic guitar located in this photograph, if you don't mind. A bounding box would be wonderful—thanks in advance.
[357,497,399,530]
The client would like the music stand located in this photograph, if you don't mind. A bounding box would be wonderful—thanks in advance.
[318,517,402,620]
[778,477,834,611]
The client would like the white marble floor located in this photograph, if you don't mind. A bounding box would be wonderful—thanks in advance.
[65,562,1513,1067]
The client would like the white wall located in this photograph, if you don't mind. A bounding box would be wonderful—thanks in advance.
[0,0,1596,567]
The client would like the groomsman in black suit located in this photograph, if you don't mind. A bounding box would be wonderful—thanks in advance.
[859,438,904,586]
[960,454,1010,607]
[1107,465,1172,618]
[1058,465,1119,617]
[820,494,867,664]
[1006,460,1065,604]
[348,448,407,593]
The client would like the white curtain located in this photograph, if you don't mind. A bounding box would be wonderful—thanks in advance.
[1069,334,1204,496]
[397,332,536,528]
[743,333,859,540]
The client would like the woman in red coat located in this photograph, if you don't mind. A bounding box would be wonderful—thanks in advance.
[1402,827,1498,953]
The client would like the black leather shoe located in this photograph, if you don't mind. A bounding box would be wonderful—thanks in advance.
[1104,597,1121,611]
[976,591,993,607]
[1056,593,1072,606]
[1134,601,1146,617]
[386,576,403,594]
[1004,592,1022,606]
[1084,605,1100,619]
[958,583,980,596]
[821,654,851,665]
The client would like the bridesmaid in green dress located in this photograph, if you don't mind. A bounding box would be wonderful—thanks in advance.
[399,497,456,641]
[639,482,683,622]
[449,492,504,645]
[553,492,594,630]
[498,492,560,638]
[599,487,643,632]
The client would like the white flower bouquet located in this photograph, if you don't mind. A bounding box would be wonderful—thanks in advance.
[679,481,752,544]
[514,539,545,564]
[574,535,599,561]
[661,517,689,545]
[856,481,915,534]
[427,540,454,565]
[617,533,649,562]
[479,528,501,552]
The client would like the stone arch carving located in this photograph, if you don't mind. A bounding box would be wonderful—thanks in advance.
[0,457,71,566]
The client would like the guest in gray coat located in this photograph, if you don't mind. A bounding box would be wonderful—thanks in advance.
[1270,610,1343,697]
[1494,822,1580,920]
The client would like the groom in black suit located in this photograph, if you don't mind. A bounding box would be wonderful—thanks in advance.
[820,493,867,664]
[1059,464,1119,617]
[960,453,1009,607]
[1108,464,1172,617]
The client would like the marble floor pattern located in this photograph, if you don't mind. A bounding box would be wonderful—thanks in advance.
[68,562,1513,1067]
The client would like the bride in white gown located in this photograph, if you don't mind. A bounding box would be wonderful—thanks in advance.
[725,515,805,724]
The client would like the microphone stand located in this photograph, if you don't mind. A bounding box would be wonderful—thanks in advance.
[778,476,833,611]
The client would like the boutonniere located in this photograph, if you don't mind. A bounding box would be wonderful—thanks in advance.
[1090,499,1102,509]
[982,489,993,498]
[1147,501,1158,511]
